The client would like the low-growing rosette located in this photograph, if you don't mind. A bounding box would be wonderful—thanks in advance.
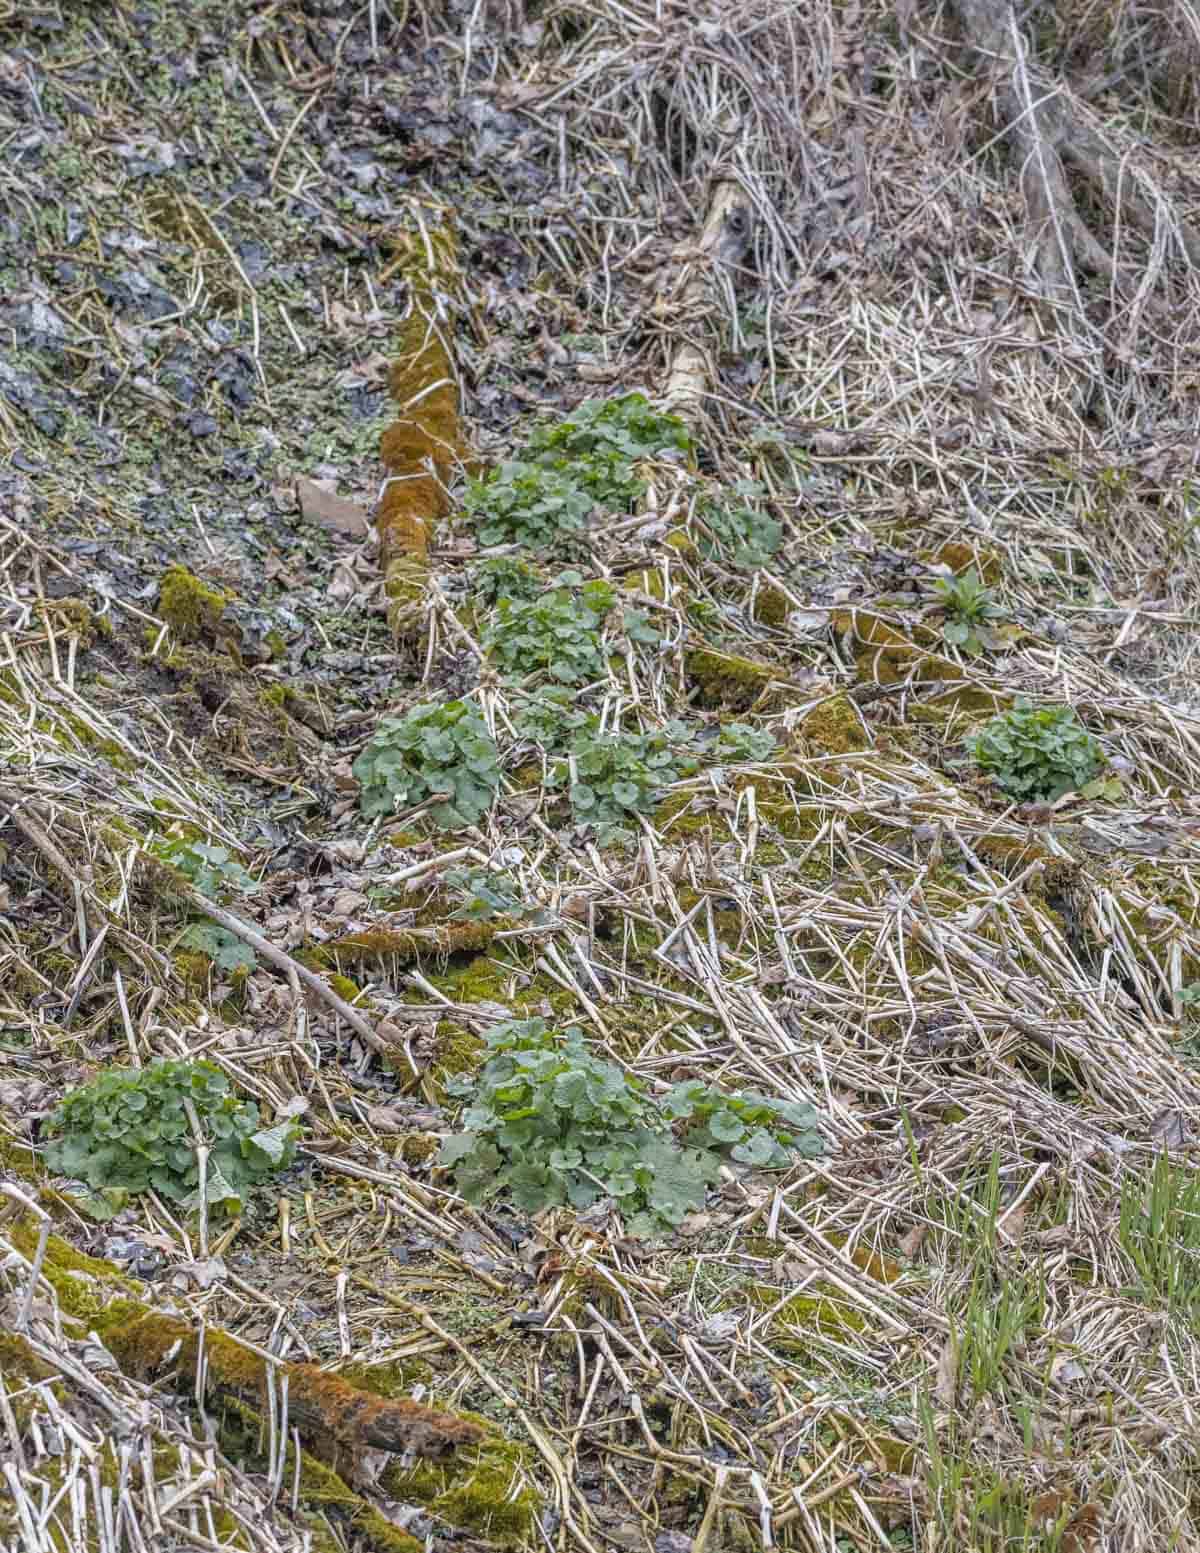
[438,1019,825,1237]
[353,699,500,828]
[43,1058,301,1212]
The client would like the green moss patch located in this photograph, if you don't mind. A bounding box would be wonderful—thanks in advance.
[383,1429,541,1547]
[157,565,229,644]
[684,646,782,710]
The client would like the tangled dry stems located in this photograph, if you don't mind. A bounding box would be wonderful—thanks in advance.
[4,0,1200,1548]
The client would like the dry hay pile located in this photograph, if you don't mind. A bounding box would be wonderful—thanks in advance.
[4,0,1200,1551]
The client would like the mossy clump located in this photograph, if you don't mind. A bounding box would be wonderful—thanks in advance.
[830,607,917,649]
[100,1306,486,1466]
[654,791,723,841]
[327,972,368,1006]
[422,953,577,1025]
[906,701,955,728]
[748,1282,868,1335]
[0,1328,58,1386]
[1120,862,1200,934]
[377,215,465,570]
[797,694,869,755]
[752,583,791,626]
[157,565,229,644]
[6,1223,128,1284]
[622,566,670,603]
[685,647,779,711]
[424,1020,486,1102]
[259,682,329,735]
[384,553,431,637]
[748,795,827,844]
[337,1357,436,1399]
[105,1310,263,1389]
[383,1429,541,1548]
[664,528,700,559]
[830,608,1004,702]
[0,1130,43,1183]
[385,561,429,607]
[173,949,212,992]
[4,1223,142,1327]
[858,644,1006,712]
[970,832,1055,877]
[327,920,498,969]
[676,886,743,947]
[930,540,1002,585]
[399,1133,441,1164]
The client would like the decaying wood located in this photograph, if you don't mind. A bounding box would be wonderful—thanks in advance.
[104,1304,485,1460]
[664,179,754,413]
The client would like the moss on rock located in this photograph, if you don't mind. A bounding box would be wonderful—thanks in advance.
[157,565,229,644]
[796,694,869,755]
[684,646,780,711]
[752,582,791,626]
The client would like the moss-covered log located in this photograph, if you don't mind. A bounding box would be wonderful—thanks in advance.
[376,206,468,637]
[9,1224,484,1464]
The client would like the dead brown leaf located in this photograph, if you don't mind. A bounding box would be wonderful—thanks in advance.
[296,476,370,537]
[1062,1504,1103,1553]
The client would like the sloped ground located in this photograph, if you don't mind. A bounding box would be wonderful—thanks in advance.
[4,1,1200,1551]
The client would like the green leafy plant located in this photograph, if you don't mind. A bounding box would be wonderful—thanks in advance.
[968,699,1105,802]
[622,607,662,646]
[526,392,691,465]
[549,726,698,842]
[43,1058,300,1210]
[695,486,782,570]
[930,568,1006,656]
[439,1019,824,1236]
[661,1080,824,1167]
[523,392,692,510]
[354,700,500,827]
[469,555,544,608]
[178,921,256,974]
[463,459,594,549]
[484,578,614,684]
[154,838,258,899]
[691,721,777,764]
[444,865,539,923]
[512,685,596,750]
